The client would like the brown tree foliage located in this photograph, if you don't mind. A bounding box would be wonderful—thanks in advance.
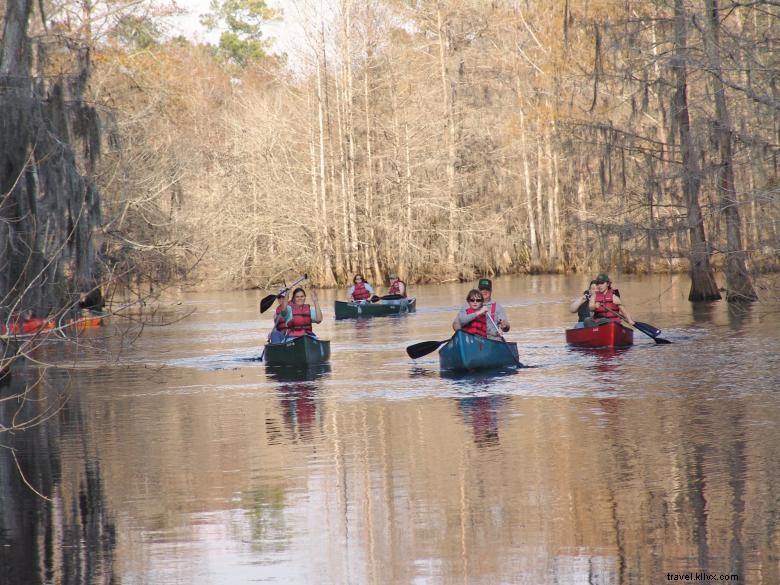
[77,0,778,299]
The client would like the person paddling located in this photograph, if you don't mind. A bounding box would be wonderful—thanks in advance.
[570,280,598,328]
[452,289,489,337]
[347,274,374,303]
[386,273,407,298]
[268,289,289,344]
[278,287,323,338]
[476,278,510,340]
[589,273,635,325]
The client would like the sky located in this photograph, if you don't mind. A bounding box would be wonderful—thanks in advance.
[165,0,296,54]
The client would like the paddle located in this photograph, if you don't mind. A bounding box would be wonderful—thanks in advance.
[260,274,308,313]
[602,307,671,344]
[369,294,403,303]
[485,311,523,367]
[406,338,449,359]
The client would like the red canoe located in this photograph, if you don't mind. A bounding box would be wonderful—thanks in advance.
[0,318,55,336]
[565,321,634,348]
[1,315,104,337]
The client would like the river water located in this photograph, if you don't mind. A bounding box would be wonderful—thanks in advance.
[1,274,778,585]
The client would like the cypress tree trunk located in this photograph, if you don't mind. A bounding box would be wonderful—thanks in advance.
[672,0,721,302]
[0,0,102,317]
[702,0,757,302]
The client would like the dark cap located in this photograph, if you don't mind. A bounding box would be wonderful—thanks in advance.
[478,278,492,290]
[595,273,610,283]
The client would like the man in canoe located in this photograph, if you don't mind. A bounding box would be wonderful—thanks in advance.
[347,274,374,303]
[385,273,407,298]
[452,289,489,337]
[278,287,323,338]
[589,273,635,325]
[470,278,510,340]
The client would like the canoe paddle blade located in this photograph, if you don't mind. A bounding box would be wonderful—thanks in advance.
[259,294,278,313]
[633,321,672,343]
[406,339,447,360]
[633,321,661,338]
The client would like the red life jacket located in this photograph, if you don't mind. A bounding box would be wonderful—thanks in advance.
[388,280,406,296]
[352,282,371,301]
[274,305,288,332]
[462,306,489,337]
[594,289,621,321]
[287,303,313,336]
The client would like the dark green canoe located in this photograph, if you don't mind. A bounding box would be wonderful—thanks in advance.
[439,330,520,371]
[334,297,416,320]
[263,335,331,367]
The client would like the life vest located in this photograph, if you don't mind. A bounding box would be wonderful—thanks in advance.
[462,305,494,337]
[594,289,621,321]
[274,305,288,333]
[287,303,313,336]
[352,281,371,301]
[388,280,406,297]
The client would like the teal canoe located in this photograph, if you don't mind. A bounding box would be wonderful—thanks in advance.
[263,335,331,367]
[334,297,416,320]
[439,330,520,371]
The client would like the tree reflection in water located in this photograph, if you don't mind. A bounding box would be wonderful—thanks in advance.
[0,372,117,585]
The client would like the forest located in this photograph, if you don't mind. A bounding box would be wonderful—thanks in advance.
[1,0,778,315]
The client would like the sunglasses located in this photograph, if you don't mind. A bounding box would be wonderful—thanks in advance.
[468,297,483,302]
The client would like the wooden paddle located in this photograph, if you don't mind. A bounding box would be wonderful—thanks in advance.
[260,274,308,313]
[602,307,671,344]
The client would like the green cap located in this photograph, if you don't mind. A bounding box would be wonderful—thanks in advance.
[478,278,492,290]
[595,273,610,283]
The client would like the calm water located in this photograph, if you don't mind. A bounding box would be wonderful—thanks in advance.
[1,274,778,585]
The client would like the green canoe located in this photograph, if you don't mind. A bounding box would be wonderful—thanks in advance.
[263,335,331,367]
[334,297,417,320]
[439,330,520,372]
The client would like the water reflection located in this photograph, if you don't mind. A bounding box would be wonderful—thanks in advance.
[0,372,117,585]
[457,395,507,447]
[265,363,331,383]
[1,277,778,585]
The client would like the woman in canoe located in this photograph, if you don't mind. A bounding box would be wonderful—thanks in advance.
[278,287,323,338]
[569,280,598,328]
[589,273,635,325]
[347,274,374,302]
[451,289,489,338]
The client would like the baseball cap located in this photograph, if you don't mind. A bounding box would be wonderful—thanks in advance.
[478,278,492,290]
[595,273,610,283]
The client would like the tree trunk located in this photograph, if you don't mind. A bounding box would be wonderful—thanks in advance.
[1,0,102,315]
[702,0,757,302]
[672,0,721,302]
[436,3,458,268]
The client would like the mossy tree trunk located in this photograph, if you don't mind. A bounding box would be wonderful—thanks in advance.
[0,0,102,317]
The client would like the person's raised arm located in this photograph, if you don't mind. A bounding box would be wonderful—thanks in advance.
[310,289,323,323]
[570,291,589,313]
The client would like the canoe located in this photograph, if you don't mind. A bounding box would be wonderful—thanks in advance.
[0,318,54,336]
[65,316,104,330]
[439,330,520,372]
[334,297,416,320]
[565,321,634,347]
[264,335,331,367]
